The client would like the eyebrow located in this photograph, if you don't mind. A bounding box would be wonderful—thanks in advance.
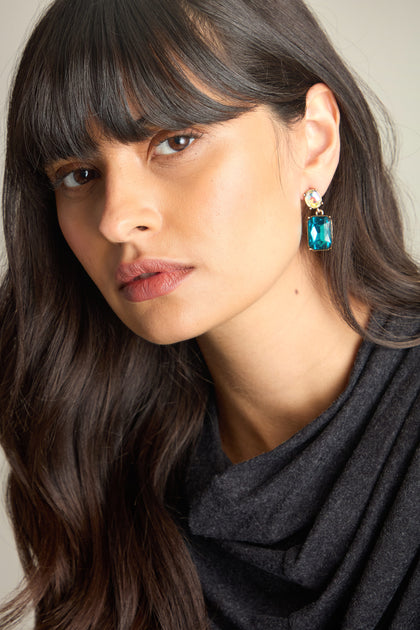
[43,116,190,176]
[44,148,103,176]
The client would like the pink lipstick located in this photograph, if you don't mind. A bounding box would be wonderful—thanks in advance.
[116,259,194,303]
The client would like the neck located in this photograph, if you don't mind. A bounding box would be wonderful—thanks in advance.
[197,255,368,463]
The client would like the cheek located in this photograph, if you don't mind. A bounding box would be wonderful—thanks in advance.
[179,145,302,274]
[57,209,100,276]
[57,212,82,257]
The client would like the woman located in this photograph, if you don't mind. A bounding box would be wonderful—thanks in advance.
[0,0,418,628]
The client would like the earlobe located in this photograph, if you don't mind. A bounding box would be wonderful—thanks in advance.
[302,83,340,195]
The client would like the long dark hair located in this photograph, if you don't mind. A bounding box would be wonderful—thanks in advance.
[1,0,419,628]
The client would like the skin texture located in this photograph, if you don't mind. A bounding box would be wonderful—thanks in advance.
[51,84,367,462]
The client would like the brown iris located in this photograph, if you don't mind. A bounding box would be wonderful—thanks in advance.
[166,135,192,151]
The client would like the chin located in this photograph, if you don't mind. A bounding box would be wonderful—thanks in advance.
[118,314,203,346]
[138,329,197,346]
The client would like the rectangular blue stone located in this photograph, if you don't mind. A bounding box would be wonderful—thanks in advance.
[307,215,333,251]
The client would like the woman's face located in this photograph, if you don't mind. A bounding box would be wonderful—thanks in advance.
[50,106,310,344]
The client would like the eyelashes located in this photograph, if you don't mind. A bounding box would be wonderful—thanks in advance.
[49,130,203,191]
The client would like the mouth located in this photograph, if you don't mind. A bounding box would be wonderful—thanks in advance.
[116,259,194,303]
[134,272,160,281]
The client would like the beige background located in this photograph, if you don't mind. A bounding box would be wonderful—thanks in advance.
[0,0,419,623]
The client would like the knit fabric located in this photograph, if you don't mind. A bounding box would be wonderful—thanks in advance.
[179,315,420,629]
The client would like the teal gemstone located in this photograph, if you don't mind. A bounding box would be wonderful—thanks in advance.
[307,215,333,251]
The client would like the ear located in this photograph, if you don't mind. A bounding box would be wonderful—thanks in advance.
[300,83,340,196]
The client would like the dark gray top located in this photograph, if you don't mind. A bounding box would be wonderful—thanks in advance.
[179,315,420,629]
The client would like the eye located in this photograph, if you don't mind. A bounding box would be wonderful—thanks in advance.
[61,168,99,189]
[154,134,196,156]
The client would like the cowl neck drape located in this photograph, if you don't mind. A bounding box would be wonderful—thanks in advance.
[180,315,420,629]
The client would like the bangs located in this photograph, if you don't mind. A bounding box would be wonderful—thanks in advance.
[15,0,260,171]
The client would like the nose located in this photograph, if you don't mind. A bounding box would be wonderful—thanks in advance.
[98,149,163,244]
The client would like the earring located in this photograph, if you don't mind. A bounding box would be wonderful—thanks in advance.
[304,189,333,251]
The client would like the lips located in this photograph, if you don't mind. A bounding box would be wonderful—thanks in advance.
[116,259,194,303]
